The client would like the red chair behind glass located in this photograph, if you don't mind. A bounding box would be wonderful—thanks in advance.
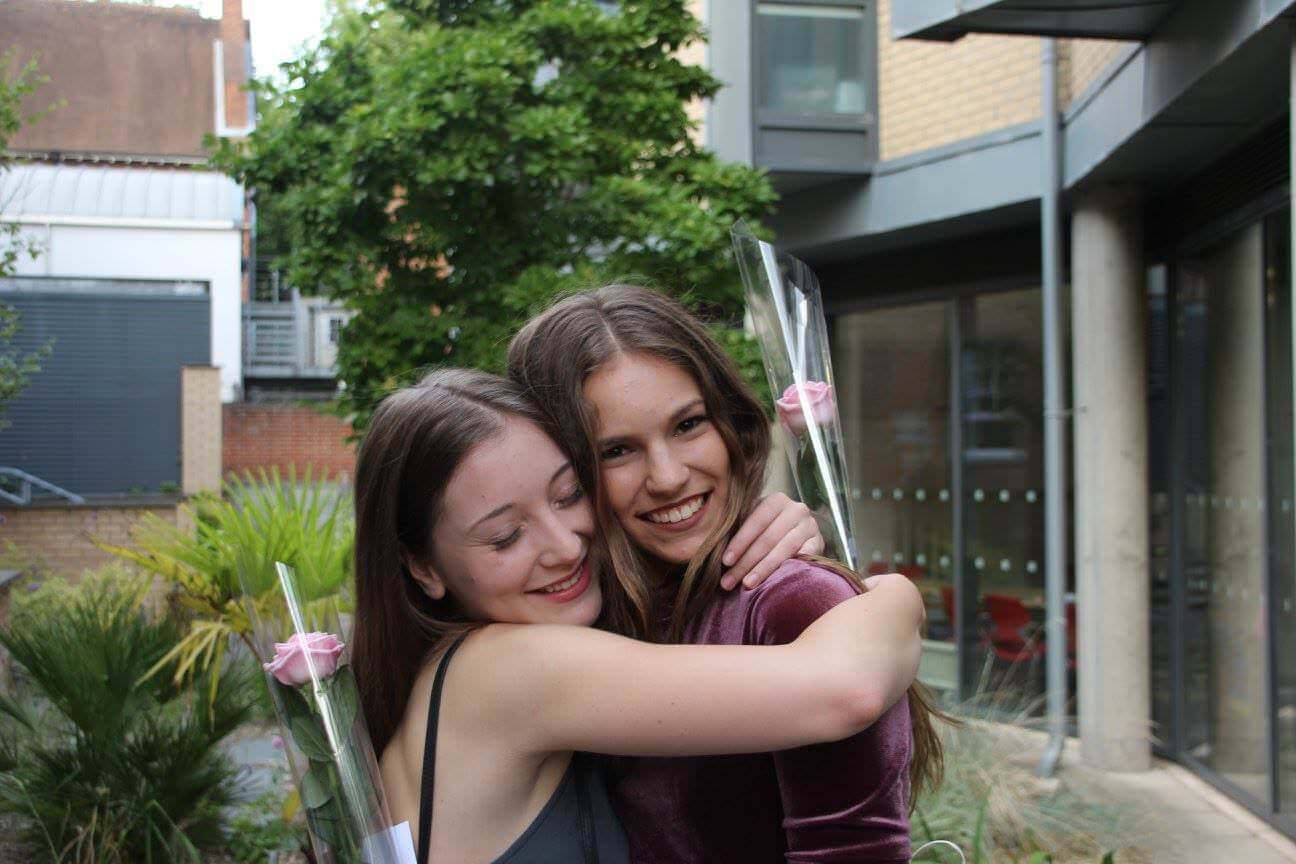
[982,593,1044,663]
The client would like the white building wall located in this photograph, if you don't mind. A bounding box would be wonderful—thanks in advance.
[12,221,243,402]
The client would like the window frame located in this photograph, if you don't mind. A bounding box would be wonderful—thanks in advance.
[751,0,877,131]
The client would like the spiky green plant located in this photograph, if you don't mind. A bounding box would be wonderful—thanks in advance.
[95,467,354,702]
[0,571,257,863]
[910,656,1141,863]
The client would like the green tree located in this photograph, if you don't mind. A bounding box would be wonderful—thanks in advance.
[0,52,54,429]
[216,0,776,429]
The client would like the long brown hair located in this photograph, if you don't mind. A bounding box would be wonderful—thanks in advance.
[507,284,945,807]
[351,368,550,756]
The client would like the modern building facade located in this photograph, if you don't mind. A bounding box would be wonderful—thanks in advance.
[699,0,1296,837]
[0,0,252,495]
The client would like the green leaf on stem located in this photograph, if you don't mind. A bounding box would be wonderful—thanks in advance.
[301,763,333,809]
[327,665,360,730]
[291,714,332,761]
[272,676,313,723]
[307,797,345,847]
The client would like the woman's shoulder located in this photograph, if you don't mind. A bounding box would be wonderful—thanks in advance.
[395,624,541,751]
[744,557,864,644]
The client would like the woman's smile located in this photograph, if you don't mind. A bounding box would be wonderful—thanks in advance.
[529,558,592,603]
[639,492,710,531]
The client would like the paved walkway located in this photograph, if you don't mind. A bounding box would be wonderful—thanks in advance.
[1025,735,1296,864]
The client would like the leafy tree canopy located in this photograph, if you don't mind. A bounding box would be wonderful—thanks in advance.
[217,0,776,429]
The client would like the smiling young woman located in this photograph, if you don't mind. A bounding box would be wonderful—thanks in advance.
[508,285,945,863]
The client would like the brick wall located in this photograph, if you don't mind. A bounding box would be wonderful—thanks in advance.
[223,403,357,482]
[1062,39,1128,104]
[877,0,1042,160]
[875,0,1129,161]
[0,501,179,579]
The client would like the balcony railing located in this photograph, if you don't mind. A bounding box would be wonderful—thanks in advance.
[244,289,351,379]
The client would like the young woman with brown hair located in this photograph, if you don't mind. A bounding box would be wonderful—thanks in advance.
[351,368,926,864]
[508,284,946,863]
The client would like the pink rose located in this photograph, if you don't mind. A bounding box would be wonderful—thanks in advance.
[263,632,345,686]
[775,381,835,437]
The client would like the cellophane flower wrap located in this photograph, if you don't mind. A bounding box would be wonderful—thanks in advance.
[732,222,860,569]
[240,562,416,864]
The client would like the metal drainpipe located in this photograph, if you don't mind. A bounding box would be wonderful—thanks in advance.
[1037,36,1069,779]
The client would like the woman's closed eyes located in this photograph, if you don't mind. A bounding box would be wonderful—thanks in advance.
[487,485,586,552]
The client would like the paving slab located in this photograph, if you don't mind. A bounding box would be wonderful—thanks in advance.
[1058,745,1296,862]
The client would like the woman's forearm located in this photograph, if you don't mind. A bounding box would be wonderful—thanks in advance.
[464,581,923,759]
[789,575,925,736]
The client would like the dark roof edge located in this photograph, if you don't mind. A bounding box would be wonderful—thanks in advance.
[6,149,211,168]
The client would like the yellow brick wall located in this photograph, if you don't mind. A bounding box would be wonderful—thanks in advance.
[877,0,1042,160]
[1,503,179,580]
[1061,38,1127,104]
[182,365,223,496]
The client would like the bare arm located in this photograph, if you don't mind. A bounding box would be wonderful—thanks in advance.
[461,574,923,759]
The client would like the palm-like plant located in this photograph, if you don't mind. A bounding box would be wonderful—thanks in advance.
[95,467,355,701]
[0,572,257,863]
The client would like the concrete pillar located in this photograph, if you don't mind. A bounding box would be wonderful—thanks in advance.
[181,365,223,496]
[1071,185,1152,772]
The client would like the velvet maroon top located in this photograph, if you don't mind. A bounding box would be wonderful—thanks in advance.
[613,559,912,864]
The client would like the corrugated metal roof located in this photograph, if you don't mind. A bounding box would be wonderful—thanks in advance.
[0,162,244,226]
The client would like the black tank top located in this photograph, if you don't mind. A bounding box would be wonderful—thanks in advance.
[415,635,630,864]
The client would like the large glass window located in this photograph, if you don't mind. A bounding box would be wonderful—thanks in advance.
[756,3,868,117]
[1176,221,1271,807]
[962,290,1052,702]
[1148,266,1175,748]
[1267,210,1296,817]
[834,303,954,690]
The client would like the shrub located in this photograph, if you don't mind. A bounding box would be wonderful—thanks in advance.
[912,661,1137,863]
[96,467,354,702]
[0,571,257,863]
[223,777,307,864]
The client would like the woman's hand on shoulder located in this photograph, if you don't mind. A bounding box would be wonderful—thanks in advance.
[721,492,825,590]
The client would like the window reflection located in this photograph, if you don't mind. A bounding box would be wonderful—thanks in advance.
[963,290,1055,703]
[1266,210,1295,815]
[756,3,867,116]
[1177,221,1271,807]
[834,302,954,690]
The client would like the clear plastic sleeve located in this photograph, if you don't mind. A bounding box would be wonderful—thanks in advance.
[732,221,860,569]
[240,562,417,864]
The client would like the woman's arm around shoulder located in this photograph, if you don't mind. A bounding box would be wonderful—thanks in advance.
[746,561,921,715]
[455,575,924,761]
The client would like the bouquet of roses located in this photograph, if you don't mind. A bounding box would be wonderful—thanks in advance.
[243,562,417,864]
[732,222,860,569]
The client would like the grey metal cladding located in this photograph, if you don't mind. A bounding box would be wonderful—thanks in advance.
[0,286,210,496]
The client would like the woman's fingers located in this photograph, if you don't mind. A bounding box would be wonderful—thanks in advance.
[721,494,784,571]
[796,534,825,557]
[739,516,818,589]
